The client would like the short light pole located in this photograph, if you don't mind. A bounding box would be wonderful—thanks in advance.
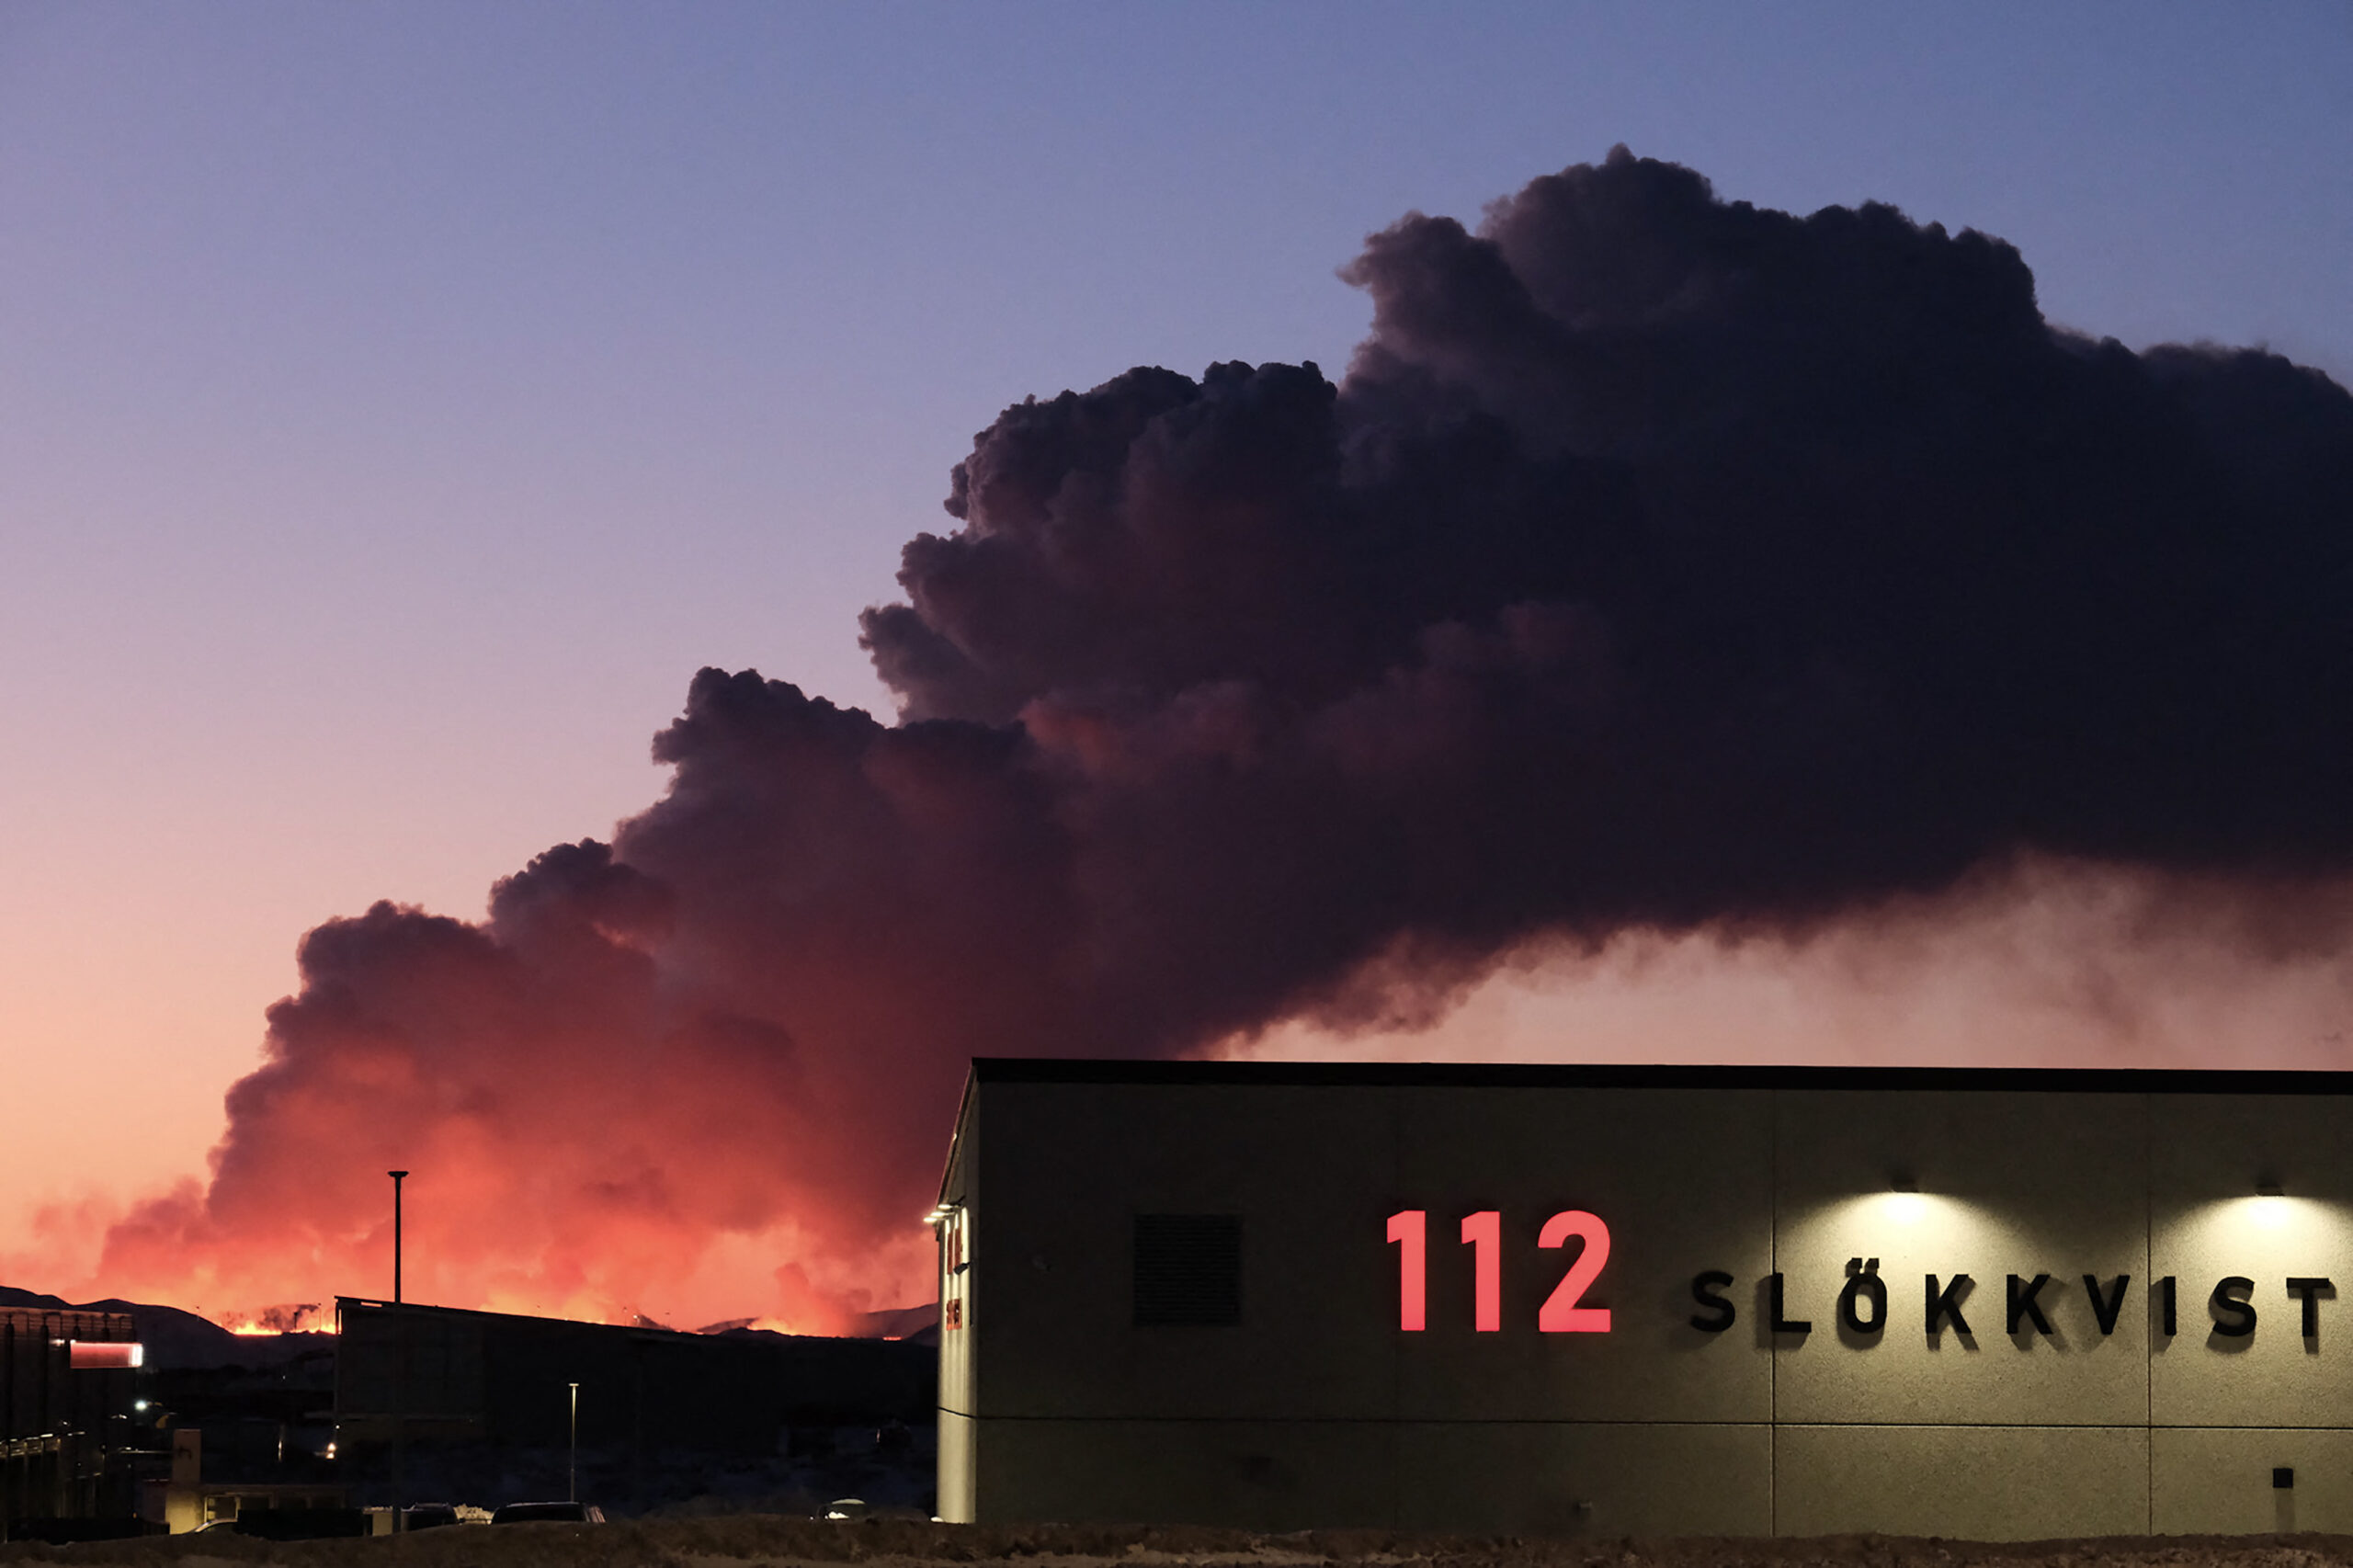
[567,1382,580,1502]
[388,1170,409,1303]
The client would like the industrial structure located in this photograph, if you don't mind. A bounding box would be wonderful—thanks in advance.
[1,1304,145,1538]
[335,1298,933,1510]
[934,1060,2353,1539]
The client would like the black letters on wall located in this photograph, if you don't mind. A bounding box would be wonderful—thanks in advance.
[1768,1272,1812,1335]
[1837,1259,1886,1337]
[1689,1270,1736,1334]
[2083,1275,2131,1335]
[1634,1267,2327,1346]
[2284,1277,2334,1340]
[2007,1273,2055,1336]
[2210,1276,2257,1338]
[1926,1273,1972,1337]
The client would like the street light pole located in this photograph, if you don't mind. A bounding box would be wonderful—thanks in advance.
[568,1383,580,1503]
[388,1169,410,1534]
[388,1170,409,1303]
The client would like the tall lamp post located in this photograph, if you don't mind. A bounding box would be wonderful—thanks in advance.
[389,1169,410,1532]
[568,1382,580,1503]
[388,1170,408,1302]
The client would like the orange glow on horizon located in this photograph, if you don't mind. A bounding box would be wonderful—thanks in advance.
[28,859,2353,1339]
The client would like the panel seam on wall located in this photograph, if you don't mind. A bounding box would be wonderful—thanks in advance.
[958,1415,2333,1429]
[1768,1085,1779,1538]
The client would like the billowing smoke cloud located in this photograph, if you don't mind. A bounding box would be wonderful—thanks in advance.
[92,148,2353,1326]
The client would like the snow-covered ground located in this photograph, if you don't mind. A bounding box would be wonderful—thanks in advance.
[6,1517,2353,1568]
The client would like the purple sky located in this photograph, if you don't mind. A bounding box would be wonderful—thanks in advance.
[1,2,2347,1278]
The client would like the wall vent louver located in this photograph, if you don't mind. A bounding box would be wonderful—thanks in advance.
[1132,1214,1242,1326]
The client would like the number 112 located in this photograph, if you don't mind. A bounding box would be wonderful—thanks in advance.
[1386,1209,1612,1334]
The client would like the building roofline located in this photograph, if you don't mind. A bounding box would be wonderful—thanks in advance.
[937,1066,981,1209]
[970,1057,2353,1096]
[335,1296,700,1340]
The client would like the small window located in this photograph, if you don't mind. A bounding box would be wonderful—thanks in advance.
[1133,1214,1242,1326]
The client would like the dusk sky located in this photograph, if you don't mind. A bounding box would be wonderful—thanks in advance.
[3,3,2349,1324]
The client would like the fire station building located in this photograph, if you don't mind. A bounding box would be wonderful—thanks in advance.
[933,1060,2353,1540]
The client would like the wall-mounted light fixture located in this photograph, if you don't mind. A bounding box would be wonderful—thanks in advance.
[2250,1176,2296,1231]
[1890,1173,1919,1193]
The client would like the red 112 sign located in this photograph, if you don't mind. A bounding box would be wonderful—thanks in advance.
[1387,1210,1612,1334]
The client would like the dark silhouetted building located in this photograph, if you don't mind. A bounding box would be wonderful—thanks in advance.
[2,1304,144,1536]
[335,1298,932,1510]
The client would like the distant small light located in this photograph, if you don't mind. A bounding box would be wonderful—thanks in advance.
[134,1400,149,1412]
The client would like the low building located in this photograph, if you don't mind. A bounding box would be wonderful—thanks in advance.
[156,1425,349,1534]
[1,1305,144,1537]
[334,1298,934,1510]
[934,1060,2353,1539]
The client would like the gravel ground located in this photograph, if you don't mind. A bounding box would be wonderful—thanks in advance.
[7,1519,2353,1568]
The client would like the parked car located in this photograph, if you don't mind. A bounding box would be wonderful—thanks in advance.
[401,1504,461,1530]
[489,1501,605,1524]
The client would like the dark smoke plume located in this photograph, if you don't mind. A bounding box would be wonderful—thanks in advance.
[95,148,2353,1324]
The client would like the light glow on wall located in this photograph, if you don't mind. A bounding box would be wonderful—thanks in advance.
[1815,1187,1991,1238]
[2188,1194,2345,1250]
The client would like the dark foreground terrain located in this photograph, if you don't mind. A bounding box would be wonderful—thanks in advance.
[6,1519,2353,1568]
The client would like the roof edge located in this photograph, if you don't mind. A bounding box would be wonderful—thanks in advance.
[936,1064,980,1208]
[969,1058,2353,1095]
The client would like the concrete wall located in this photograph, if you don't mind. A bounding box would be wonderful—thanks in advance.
[936,1086,979,1525]
[935,1065,2353,1538]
